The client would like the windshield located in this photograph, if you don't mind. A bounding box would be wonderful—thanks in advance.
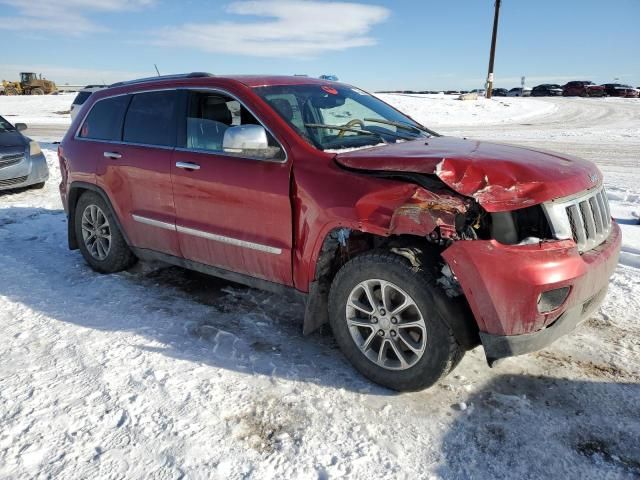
[253,84,432,151]
[0,115,15,133]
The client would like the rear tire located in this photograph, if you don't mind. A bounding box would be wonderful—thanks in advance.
[31,88,44,95]
[74,191,136,273]
[328,251,462,391]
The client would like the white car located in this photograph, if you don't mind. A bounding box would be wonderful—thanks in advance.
[69,85,107,121]
[507,87,532,97]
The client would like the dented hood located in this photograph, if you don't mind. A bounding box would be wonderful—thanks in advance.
[335,137,601,212]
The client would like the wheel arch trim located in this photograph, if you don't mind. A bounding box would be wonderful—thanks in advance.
[67,181,132,250]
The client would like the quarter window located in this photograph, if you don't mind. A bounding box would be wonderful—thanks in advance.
[123,91,177,147]
[79,95,130,141]
[73,91,92,106]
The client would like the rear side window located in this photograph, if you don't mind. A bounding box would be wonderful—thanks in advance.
[79,95,130,141]
[123,91,177,147]
[73,91,92,106]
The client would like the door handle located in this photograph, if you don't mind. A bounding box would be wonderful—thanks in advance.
[175,161,201,171]
[104,151,122,159]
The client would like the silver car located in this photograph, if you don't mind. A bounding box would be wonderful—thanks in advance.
[0,115,48,190]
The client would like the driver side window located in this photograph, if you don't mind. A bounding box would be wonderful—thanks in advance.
[183,91,284,161]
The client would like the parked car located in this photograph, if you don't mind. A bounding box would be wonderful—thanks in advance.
[562,81,606,97]
[319,75,339,81]
[507,87,532,97]
[531,84,563,97]
[0,116,48,190]
[70,85,107,121]
[491,88,508,97]
[59,73,620,391]
[600,83,639,98]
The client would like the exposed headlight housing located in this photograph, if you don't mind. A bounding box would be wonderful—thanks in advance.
[29,141,41,156]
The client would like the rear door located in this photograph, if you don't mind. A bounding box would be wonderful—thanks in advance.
[91,90,181,256]
[170,89,293,285]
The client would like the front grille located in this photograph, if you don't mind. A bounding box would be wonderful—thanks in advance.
[543,186,612,253]
[0,153,24,169]
[0,175,28,187]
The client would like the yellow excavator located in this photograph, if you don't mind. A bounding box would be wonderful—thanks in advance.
[1,72,58,95]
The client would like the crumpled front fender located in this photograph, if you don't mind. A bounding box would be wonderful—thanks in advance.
[354,183,469,237]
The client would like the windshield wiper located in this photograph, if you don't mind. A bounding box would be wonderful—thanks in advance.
[363,118,440,137]
[304,123,388,144]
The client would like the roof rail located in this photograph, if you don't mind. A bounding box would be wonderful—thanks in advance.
[109,72,214,88]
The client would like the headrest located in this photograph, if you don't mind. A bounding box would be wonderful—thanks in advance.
[202,100,232,125]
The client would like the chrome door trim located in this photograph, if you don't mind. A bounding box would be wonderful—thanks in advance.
[131,214,282,255]
[131,214,175,231]
[176,225,282,255]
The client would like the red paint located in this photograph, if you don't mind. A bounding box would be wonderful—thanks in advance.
[335,137,602,212]
[59,75,621,354]
[170,149,294,285]
[443,224,620,335]
[321,86,338,95]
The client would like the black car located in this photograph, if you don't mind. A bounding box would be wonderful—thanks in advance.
[531,84,563,97]
[0,116,48,190]
[492,88,508,97]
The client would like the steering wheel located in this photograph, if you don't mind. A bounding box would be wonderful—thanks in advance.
[337,119,365,137]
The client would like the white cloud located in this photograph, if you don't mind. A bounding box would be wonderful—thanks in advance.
[155,0,390,58]
[0,0,154,35]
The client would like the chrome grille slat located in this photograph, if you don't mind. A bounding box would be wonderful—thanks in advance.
[590,196,603,234]
[543,186,612,254]
[568,204,586,246]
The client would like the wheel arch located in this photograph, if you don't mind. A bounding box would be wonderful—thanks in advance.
[67,182,131,250]
[302,228,480,350]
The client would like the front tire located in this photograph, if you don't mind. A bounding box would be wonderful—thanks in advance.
[328,251,462,391]
[74,191,136,273]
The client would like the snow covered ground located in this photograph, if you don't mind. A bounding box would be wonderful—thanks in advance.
[1,95,639,479]
[0,93,76,125]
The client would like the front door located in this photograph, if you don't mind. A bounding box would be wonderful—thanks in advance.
[171,90,293,285]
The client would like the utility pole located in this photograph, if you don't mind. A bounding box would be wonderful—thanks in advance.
[485,0,501,99]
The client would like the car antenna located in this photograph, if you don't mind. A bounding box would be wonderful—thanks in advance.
[154,64,161,76]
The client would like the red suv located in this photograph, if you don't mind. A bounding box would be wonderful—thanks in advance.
[563,81,606,97]
[59,73,621,391]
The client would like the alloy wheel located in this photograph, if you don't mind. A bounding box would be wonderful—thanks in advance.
[81,204,112,260]
[345,279,427,370]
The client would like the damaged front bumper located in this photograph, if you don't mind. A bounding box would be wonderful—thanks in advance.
[442,222,621,363]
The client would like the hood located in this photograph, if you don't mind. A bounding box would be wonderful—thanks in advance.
[0,130,28,148]
[334,137,602,212]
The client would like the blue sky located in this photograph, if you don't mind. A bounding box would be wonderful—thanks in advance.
[0,0,638,90]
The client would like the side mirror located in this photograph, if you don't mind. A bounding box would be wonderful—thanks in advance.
[15,123,27,132]
[223,124,269,154]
